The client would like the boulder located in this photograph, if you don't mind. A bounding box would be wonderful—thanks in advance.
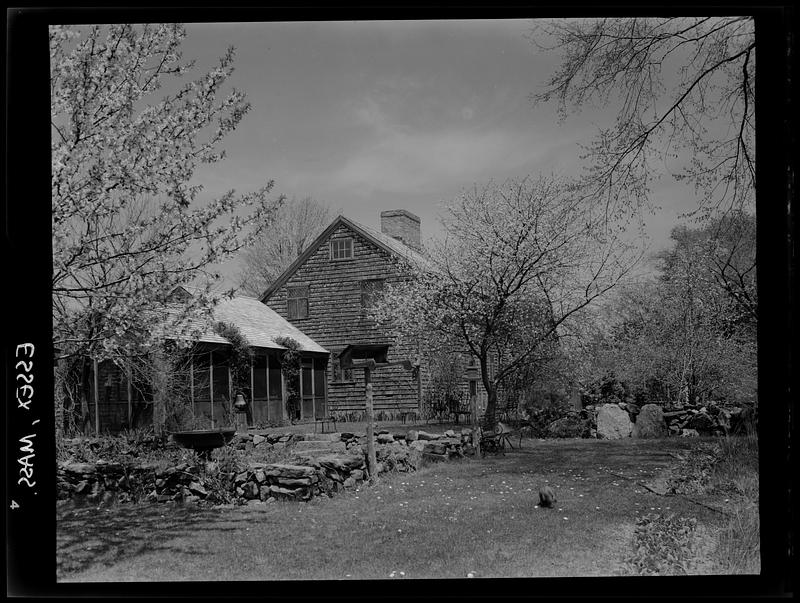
[253,434,266,446]
[377,433,395,444]
[405,430,419,442]
[596,404,632,439]
[269,485,300,498]
[416,431,440,441]
[188,481,208,497]
[244,481,260,499]
[262,464,316,479]
[681,428,700,437]
[409,440,427,452]
[423,442,448,455]
[276,477,314,487]
[444,430,456,438]
[632,404,669,438]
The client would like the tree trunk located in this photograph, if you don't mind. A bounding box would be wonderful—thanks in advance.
[479,353,497,424]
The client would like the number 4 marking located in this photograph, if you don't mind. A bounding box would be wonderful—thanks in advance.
[10,500,20,510]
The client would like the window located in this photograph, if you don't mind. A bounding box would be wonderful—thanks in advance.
[331,357,354,383]
[287,285,309,319]
[360,278,385,310]
[330,237,353,260]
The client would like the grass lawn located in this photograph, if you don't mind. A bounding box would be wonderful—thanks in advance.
[56,436,750,582]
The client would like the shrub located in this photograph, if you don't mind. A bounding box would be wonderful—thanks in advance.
[625,513,699,575]
[524,398,572,438]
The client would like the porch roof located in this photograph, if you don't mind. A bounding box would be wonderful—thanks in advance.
[190,294,328,354]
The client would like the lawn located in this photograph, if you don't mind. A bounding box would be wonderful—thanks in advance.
[56,436,753,582]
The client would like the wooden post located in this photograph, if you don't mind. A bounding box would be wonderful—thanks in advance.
[93,358,100,435]
[365,366,377,483]
[471,383,480,457]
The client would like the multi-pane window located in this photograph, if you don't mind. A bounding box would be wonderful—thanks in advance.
[330,237,353,260]
[360,278,385,310]
[287,285,309,319]
[331,357,354,383]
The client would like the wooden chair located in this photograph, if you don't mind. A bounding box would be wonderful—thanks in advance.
[479,414,507,457]
[314,409,337,434]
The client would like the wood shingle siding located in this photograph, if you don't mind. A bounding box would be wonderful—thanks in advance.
[265,220,423,415]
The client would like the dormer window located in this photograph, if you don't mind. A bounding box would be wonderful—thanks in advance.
[330,237,353,260]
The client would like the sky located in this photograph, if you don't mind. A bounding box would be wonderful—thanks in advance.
[178,19,703,288]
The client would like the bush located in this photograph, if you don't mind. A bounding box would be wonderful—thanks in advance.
[625,514,699,575]
[523,398,572,438]
[546,414,590,438]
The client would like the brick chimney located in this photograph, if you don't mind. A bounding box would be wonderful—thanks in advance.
[380,209,421,252]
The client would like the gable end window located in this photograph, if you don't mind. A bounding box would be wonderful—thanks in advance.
[330,237,353,260]
[287,285,309,320]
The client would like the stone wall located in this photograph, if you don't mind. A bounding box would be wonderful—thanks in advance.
[57,428,476,506]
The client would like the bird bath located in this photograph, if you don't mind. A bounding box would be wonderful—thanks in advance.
[171,428,236,460]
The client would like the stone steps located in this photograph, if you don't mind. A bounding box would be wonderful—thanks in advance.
[294,440,347,452]
[301,432,342,442]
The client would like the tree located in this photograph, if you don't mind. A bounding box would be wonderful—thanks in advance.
[577,218,757,407]
[237,196,333,296]
[532,17,755,222]
[51,24,282,431]
[373,176,640,422]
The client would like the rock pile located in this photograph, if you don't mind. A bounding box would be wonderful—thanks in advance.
[586,401,754,439]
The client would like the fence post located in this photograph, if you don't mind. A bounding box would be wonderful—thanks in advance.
[365,366,377,483]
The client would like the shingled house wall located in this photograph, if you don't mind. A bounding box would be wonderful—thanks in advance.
[265,223,421,415]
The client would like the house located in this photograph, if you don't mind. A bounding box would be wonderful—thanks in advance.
[260,209,493,420]
[69,291,329,433]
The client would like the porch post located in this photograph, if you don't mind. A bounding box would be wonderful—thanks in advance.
[209,349,215,429]
[281,369,287,424]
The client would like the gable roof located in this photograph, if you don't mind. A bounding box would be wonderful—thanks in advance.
[168,288,328,354]
[260,214,429,302]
